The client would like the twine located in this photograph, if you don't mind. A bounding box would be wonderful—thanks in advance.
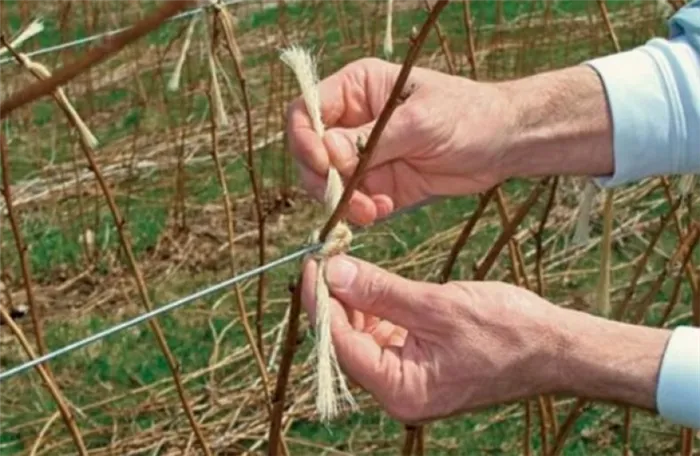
[1,13,93,147]
[279,46,357,422]
[572,179,599,245]
[17,53,99,148]
[384,0,394,59]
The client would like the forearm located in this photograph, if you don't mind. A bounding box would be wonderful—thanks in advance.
[551,309,669,410]
[497,65,614,180]
[545,307,700,428]
[497,32,700,185]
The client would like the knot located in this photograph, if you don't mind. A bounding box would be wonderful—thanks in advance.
[310,222,353,259]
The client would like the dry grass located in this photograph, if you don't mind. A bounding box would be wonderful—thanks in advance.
[1,1,698,455]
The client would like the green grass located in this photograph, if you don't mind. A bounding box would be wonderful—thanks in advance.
[0,1,692,455]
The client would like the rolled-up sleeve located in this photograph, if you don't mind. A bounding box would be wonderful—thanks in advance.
[584,0,700,187]
[655,326,700,429]
[585,1,700,431]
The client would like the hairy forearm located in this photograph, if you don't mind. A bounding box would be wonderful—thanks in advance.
[497,65,615,180]
[497,30,700,186]
[548,308,670,411]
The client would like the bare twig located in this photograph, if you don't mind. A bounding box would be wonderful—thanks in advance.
[439,188,497,283]
[474,179,550,280]
[549,398,587,456]
[318,0,450,241]
[0,1,195,118]
[0,134,47,356]
[268,277,304,456]
[213,2,268,358]
[613,197,682,321]
[0,140,88,456]
[461,0,480,80]
[207,89,288,456]
[6,48,213,456]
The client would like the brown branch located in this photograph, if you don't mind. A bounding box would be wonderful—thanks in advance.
[462,0,478,80]
[622,407,632,456]
[660,178,698,295]
[681,428,694,456]
[535,178,558,296]
[524,400,532,456]
[207,90,288,456]
[423,0,456,75]
[270,4,449,456]
[613,197,682,321]
[536,397,550,456]
[213,3,268,358]
[658,262,691,327]
[439,187,497,283]
[402,426,418,456]
[0,134,47,356]
[596,189,614,317]
[474,178,550,280]
[596,0,621,52]
[6,49,212,455]
[495,189,531,288]
[533,177,560,450]
[0,142,88,456]
[268,275,304,456]
[633,222,700,326]
[549,398,587,456]
[0,1,195,119]
[318,0,450,242]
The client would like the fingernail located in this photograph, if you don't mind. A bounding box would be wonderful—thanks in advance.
[325,256,358,291]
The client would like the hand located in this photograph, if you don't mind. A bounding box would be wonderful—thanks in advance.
[301,255,561,423]
[287,57,516,226]
[301,255,669,424]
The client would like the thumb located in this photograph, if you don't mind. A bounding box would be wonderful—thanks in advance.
[323,254,434,330]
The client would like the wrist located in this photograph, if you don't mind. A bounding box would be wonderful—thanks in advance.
[496,65,614,181]
[550,309,670,410]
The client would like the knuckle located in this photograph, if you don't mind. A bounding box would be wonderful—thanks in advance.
[358,56,384,69]
[363,268,393,304]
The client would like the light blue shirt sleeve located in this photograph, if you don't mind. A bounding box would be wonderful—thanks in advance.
[585,2,700,430]
[584,0,700,187]
[655,326,700,429]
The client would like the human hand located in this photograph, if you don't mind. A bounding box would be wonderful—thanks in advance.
[301,255,668,424]
[287,58,516,226]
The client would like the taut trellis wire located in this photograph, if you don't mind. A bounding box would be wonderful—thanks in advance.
[0,196,440,382]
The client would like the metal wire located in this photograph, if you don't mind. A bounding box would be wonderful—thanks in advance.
[0,0,246,65]
[0,196,442,382]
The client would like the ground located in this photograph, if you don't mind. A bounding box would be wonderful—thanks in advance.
[0,1,698,455]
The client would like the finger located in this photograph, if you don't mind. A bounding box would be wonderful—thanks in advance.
[369,319,407,347]
[298,160,379,225]
[322,103,417,180]
[287,58,400,177]
[371,194,394,219]
[301,259,403,399]
[324,254,439,331]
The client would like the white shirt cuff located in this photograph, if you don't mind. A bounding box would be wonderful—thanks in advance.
[656,326,700,429]
[584,36,700,188]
